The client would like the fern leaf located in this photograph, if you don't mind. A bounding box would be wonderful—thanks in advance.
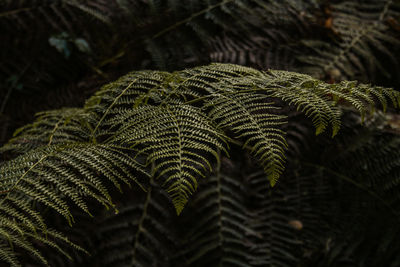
[86,62,399,201]
[110,104,227,214]
[1,63,399,265]
[258,70,400,136]
[85,70,171,140]
[0,243,19,266]
[0,143,148,265]
[205,92,287,186]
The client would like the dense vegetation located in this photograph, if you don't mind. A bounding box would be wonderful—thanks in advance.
[1,0,400,266]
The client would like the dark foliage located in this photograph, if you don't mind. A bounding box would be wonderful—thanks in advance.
[1,0,400,266]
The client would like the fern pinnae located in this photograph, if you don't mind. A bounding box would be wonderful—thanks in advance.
[0,197,44,231]
[0,142,149,265]
[0,108,94,155]
[52,148,112,206]
[258,70,342,136]
[0,225,48,266]
[110,104,227,214]
[205,92,287,186]
[1,63,400,265]
[91,76,141,143]
[23,228,85,261]
[0,243,18,266]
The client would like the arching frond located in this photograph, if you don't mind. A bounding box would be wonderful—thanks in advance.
[1,63,399,265]
[84,70,171,140]
[49,64,400,212]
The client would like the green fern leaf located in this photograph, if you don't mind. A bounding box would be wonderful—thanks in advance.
[110,104,227,214]
[1,63,399,265]
[205,92,287,186]
[257,70,400,136]
[0,143,148,265]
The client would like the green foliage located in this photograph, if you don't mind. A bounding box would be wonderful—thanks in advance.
[0,143,148,265]
[3,0,400,149]
[110,104,227,214]
[204,93,287,186]
[0,63,399,266]
[39,116,400,267]
[2,0,400,266]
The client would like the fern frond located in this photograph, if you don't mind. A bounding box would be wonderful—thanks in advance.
[258,69,400,136]
[134,0,315,70]
[0,205,81,266]
[110,104,227,214]
[245,170,307,266]
[0,143,148,265]
[329,128,400,212]
[1,63,399,265]
[84,63,400,206]
[205,92,287,186]
[85,70,171,140]
[258,70,342,136]
[209,34,297,70]
[0,242,19,266]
